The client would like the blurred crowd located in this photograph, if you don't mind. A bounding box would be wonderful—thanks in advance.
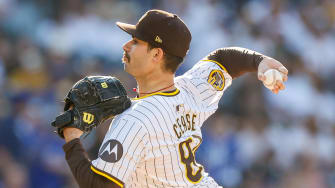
[0,0,334,187]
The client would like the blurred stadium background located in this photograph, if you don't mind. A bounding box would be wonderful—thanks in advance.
[0,0,335,187]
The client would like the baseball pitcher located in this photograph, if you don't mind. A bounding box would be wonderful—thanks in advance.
[52,9,288,188]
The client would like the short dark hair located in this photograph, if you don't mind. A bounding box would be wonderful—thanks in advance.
[147,43,184,73]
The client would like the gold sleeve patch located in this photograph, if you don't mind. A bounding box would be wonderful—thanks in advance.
[207,70,225,91]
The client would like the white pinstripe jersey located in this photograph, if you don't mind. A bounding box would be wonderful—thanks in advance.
[91,60,232,187]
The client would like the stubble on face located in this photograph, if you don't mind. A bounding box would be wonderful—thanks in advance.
[122,51,131,74]
[122,52,130,64]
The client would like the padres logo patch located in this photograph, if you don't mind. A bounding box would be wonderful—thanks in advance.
[207,70,225,91]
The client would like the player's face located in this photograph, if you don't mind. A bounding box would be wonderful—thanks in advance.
[122,38,155,77]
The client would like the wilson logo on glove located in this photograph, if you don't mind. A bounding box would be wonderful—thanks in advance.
[101,82,108,88]
[83,112,94,124]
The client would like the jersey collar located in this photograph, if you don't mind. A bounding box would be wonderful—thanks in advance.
[133,88,180,100]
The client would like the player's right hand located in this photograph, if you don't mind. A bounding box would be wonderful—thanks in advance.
[257,57,288,94]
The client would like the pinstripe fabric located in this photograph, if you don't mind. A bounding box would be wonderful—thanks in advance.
[91,61,232,187]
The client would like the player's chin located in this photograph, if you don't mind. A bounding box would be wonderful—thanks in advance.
[123,64,131,73]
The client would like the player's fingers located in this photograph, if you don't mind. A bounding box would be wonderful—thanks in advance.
[282,74,288,82]
[277,83,285,90]
[276,80,285,90]
[258,73,265,81]
[274,82,282,93]
[279,66,288,75]
[279,66,288,73]
[272,88,278,94]
[279,83,285,90]
[274,84,279,90]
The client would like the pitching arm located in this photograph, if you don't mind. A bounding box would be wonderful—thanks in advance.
[205,47,288,93]
[204,47,266,79]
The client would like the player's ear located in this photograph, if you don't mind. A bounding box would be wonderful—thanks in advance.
[152,48,164,63]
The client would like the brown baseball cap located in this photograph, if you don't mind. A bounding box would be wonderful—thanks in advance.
[116,9,192,58]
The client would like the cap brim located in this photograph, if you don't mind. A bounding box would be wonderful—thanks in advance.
[116,22,137,36]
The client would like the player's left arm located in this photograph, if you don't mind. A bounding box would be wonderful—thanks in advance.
[205,47,288,94]
[62,138,122,188]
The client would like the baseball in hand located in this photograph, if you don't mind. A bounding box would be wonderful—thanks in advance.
[263,69,283,90]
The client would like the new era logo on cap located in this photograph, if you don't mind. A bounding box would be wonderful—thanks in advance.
[155,36,162,43]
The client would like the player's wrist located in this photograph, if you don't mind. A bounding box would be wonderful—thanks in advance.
[63,127,84,143]
[258,56,272,67]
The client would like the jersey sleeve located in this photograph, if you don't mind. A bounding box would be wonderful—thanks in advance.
[175,60,232,112]
[91,116,148,187]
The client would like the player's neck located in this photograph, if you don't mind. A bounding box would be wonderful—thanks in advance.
[135,73,176,97]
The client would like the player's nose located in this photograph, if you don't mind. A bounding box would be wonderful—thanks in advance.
[122,40,132,52]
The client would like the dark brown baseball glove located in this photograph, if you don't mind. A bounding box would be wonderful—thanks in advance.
[51,76,131,138]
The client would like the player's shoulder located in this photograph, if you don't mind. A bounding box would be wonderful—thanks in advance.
[177,60,227,80]
[180,59,231,85]
[193,59,228,74]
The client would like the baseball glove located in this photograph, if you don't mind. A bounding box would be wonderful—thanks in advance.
[51,76,131,138]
